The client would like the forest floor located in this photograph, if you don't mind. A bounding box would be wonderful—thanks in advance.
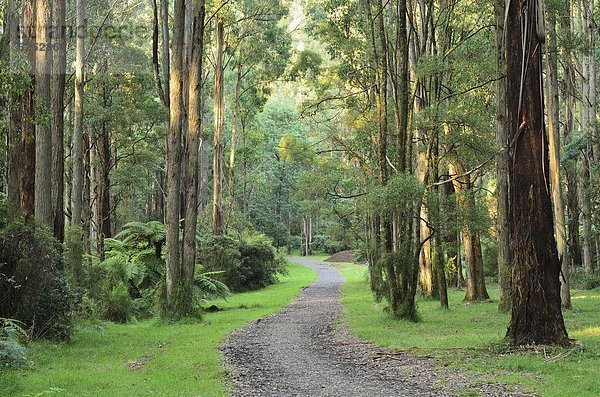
[222,257,527,396]
[339,262,600,397]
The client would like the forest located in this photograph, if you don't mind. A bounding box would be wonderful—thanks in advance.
[0,0,599,395]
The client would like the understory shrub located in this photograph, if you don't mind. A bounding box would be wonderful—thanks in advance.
[198,233,285,292]
[571,271,600,290]
[96,221,230,322]
[0,318,30,369]
[0,218,73,340]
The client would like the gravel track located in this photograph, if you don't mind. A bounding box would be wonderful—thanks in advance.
[222,257,528,397]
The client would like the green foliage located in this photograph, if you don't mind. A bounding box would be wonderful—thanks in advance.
[0,219,73,341]
[571,271,600,290]
[367,173,424,214]
[63,226,85,287]
[105,283,133,324]
[96,221,230,322]
[288,49,323,79]
[198,234,285,292]
[0,318,30,369]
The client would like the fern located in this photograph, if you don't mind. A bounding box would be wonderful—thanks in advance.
[194,271,231,301]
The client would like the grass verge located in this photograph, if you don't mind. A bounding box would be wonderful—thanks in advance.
[339,263,600,397]
[0,261,317,397]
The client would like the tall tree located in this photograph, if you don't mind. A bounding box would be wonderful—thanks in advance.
[34,0,52,227]
[71,0,85,228]
[505,0,569,346]
[183,0,206,306]
[51,0,66,241]
[546,4,571,308]
[212,19,225,236]
[495,0,511,313]
[21,1,36,218]
[164,0,186,314]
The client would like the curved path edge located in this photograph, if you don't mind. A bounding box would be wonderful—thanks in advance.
[221,257,530,397]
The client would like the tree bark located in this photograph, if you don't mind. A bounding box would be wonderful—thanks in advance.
[212,20,225,236]
[561,0,582,274]
[505,0,569,346]
[20,2,36,219]
[6,0,22,214]
[227,61,243,223]
[546,9,571,308]
[448,159,489,301]
[580,0,596,274]
[34,0,53,227]
[182,0,206,303]
[165,0,185,313]
[51,0,66,241]
[494,0,511,313]
[71,0,85,228]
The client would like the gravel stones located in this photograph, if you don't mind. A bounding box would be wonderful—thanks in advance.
[221,257,530,397]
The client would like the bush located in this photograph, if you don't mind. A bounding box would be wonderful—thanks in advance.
[198,234,285,292]
[96,221,230,321]
[571,271,600,290]
[105,283,132,323]
[0,318,30,369]
[0,220,73,341]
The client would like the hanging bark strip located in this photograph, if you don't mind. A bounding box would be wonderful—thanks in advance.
[505,0,569,346]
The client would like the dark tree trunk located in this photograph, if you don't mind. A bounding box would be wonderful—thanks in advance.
[51,0,67,242]
[505,0,569,346]
[21,2,36,219]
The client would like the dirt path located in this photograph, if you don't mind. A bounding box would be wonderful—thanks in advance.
[222,257,527,396]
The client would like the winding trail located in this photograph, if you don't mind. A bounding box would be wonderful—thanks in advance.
[222,257,525,397]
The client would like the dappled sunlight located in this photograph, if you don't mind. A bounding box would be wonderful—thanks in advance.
[571,294,600,300]
[572,327,600,337]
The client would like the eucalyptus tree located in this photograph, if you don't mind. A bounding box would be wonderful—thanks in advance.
[505,0,569,346]
[33,0,53,227]
[164,0,188,316]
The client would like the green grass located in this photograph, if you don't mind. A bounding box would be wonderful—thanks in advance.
[0,262,318,397]
[339,263,600,397]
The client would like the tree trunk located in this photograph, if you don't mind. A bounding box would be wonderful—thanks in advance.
[448,159,489,301]
[227,61,243,223]
[160,0,170,107]
[546,9,571,308]
[494,0,511,313]
[51,0,66,242]
[561,0,582,273]
[20,2,36,219]
[34,0,52,227]
[433,130,448,309]
[505,0,569,346]
[71,0,85,228]
[164,0,185,314]
[212,20,225,236]
[182,0,206,304]
[7,0,22,214]
[580,156,593,274]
